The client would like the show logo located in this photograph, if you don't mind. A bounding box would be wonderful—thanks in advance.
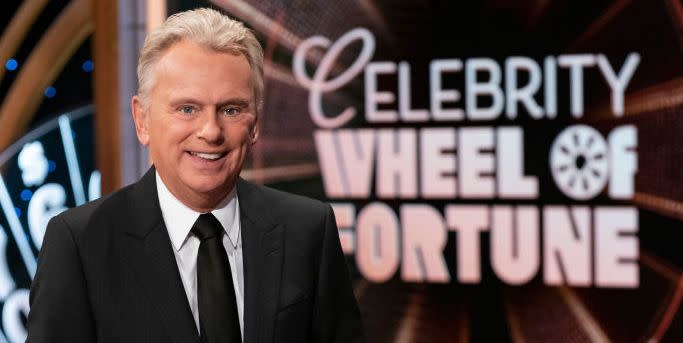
[294,28,640,288]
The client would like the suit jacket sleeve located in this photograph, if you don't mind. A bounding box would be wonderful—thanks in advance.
[311,205,364,343]
[26,215,96,343]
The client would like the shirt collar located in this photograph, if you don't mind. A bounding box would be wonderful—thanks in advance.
[156,171,240,251]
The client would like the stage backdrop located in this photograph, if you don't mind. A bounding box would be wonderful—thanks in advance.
[203,0,683,342]
[0,0,681,342]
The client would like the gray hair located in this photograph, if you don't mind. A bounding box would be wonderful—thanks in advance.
[136,8,264,113]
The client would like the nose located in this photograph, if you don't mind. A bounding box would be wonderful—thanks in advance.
[196,110,224,144]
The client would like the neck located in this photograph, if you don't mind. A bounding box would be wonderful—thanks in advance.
[157,173,236,213]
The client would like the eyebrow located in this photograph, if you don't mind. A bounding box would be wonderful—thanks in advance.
[216,98,251,108]
[169,97,252,108]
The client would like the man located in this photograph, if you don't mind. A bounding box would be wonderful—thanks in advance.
[26,8,362,343]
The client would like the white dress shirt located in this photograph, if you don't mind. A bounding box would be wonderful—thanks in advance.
[155,172,244,337]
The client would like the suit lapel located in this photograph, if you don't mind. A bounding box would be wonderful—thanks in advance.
[238,178,284,343]
[121,169,200,343]
[119,171,285,343]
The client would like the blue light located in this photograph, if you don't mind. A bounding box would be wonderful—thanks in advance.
[44,86,56,98]
[14,207,21,217]
[82,60,94,72]
[20,189,32,201]
[5,58,18,71]
[48,160,56,172]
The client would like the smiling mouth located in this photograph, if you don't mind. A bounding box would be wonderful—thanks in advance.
[188,151,227,160]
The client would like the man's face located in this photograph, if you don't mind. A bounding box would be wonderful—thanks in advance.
[132,40,258,211]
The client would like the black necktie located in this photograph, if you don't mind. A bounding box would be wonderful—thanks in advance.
[192,213,242,343]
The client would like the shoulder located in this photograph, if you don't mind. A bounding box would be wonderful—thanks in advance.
[49,181,139,238]
[236,178,333,242]
[237,178,330,221]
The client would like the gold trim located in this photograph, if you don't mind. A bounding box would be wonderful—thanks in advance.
[557,286,612,343]
[570,0,633,50]
[92,0,121,194]
[0,0,49,82]
[0,0,93,151]
[503,299,526,343]
[633,192,683,222]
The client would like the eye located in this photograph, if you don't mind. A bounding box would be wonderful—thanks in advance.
[222,106,241,116]
[178,105,196,115]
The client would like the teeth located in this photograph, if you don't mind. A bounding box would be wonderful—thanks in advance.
[190,152,222,160]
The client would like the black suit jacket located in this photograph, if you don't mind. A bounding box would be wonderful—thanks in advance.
[26,168,363,342]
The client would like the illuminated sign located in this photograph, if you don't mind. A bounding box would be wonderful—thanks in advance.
[0,106,99,342]
[294,29,640,289]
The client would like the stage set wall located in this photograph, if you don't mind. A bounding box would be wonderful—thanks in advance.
[0,1,681,342]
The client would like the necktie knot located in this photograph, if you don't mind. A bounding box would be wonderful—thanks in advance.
[192,213,223,241]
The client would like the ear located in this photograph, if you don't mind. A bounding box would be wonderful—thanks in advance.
[250,115,259,145]
[131,95,150,145]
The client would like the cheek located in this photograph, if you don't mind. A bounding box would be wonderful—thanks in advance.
[225,125,254,148]
[151,119,192,146]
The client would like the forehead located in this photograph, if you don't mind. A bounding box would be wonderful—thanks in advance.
[151,40,252,100]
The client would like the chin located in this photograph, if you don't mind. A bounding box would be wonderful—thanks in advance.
[184,174,233,195]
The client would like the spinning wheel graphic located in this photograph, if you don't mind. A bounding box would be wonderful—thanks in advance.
[0,107,98,342]
[549,125,609,200]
